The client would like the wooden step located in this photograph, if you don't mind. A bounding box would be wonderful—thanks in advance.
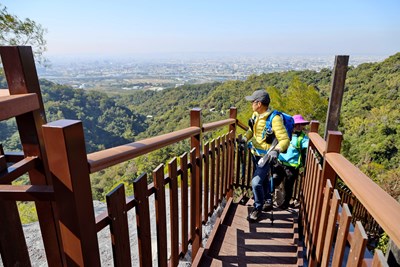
[0,93,40,121]
[193,248,237,267]
[221,199,297,233]
[202,200,301,266]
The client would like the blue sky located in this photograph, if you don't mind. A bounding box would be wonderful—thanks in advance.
[2,0,400,58]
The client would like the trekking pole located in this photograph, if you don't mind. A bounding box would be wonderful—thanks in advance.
[270,171,274,226]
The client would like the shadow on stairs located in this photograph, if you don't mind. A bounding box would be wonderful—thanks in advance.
[192,197,303,266]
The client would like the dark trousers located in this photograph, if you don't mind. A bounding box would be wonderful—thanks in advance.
[274,164,299,206]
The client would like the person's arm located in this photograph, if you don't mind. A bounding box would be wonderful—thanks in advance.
[243,128,253,142]
[242,114,256,142]
[300,134,310,167]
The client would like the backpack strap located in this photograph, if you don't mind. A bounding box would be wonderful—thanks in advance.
[262,110,277,140]
[295,132,304,150]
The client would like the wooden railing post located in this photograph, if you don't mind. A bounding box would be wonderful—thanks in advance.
[227,107,237,198]
[0,46,65,266]
[324,55,349,140]
[322,131,343,187]
[42,120,100,266]
[309,121,320,134]
[190,108,202,260]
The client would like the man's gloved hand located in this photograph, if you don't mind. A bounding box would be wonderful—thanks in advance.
[257,154,268,167]
[266,150,279,164]
[239,137,247,148]
[258,150,279,167]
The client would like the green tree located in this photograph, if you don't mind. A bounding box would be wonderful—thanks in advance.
[0,4,47,64]
[285,77,328,122]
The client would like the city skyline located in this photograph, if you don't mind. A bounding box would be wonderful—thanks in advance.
[2,1,400,59]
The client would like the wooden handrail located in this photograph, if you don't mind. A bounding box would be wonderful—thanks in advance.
[88,126,201,173]
[0,93,40,121]
[308,132,326,155]
[0,185,55,201]
[325,152,400,248]
[202,118,235,132]
[0,157,39,184]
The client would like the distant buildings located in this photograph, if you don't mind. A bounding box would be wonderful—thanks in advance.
[38,55,385,91]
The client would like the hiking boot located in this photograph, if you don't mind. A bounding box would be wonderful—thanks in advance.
[263,199,273,212]
[248,208,261,222]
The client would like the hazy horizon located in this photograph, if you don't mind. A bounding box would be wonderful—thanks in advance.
[2,1,399,59]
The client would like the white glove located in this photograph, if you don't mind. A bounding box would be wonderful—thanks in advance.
[257,154,268,167]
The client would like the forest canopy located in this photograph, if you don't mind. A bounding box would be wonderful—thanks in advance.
[0,53,399,202]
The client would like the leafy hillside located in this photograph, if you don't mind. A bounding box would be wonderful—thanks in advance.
[0,80,148,153]
[1,53,399,202]
[340,54,400,199]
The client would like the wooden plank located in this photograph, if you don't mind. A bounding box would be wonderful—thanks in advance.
[315,180,333,262]
[331,204,352,267]
[43,120,100,266]
[168,158,179,267]
[308,132,326,156]
[346,221,368,267]
[209,139,216,212]
[304,154,318,250]
[106,184,131,267]
[227,132,233,197]
[3,152,24,163]
[226,132,232,197]
[133,173,152,266]
[203,142,210,221]
[202,118,236,132]
[180,152,189,255]
[190,148,197,244]
[0,94,40,121]
[321,190,341,267]
[0,156,38,184]
[309,161,323,250]
[190,108,202,259]
[228,108,237,198]
[371,250,389,267]
[215,137,221,204]
[228,131,234,197]
[153,164,168,267]
[87,126,200,173]
[221,135,226,197]
[0,185,54,201]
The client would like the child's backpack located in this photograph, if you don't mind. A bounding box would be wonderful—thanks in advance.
[262,110,295,141]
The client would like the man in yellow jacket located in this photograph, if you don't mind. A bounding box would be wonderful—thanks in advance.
[242,89,290,222]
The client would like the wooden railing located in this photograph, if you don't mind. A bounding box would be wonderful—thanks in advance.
[1,46,398,266]
[301,121,399,266]
[40,108,238,266]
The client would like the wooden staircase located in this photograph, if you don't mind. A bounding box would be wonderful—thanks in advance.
[193,198,303,266]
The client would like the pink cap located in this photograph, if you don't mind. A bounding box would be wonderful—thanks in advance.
[293,114,309,125]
